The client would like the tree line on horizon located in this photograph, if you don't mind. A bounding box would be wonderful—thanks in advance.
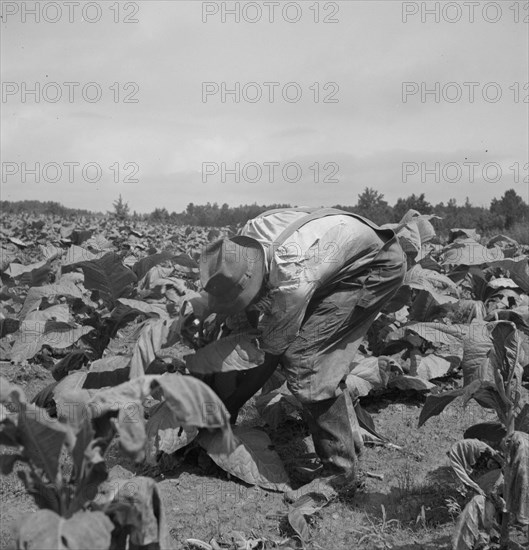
[2,188,528,239]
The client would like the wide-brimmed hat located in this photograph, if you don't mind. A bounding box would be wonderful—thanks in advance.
[199,235,266,315]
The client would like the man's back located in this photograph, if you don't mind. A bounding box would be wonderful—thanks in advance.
[238,208,390,355]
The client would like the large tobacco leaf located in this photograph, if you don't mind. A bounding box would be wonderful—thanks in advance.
[452,494,495,550]
[198,426,291,492]
[448,439,498,495]
[78,252,137,306]
[185,333,264,375]
[17,509,113,550]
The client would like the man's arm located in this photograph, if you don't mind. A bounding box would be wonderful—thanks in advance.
[222,353,281,423]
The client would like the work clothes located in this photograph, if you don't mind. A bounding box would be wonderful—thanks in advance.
[235,207,406,477]
[241,207,406,402]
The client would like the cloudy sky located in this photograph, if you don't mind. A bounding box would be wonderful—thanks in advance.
[1,1,528,213]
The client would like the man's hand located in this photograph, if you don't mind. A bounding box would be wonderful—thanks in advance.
[180,311,202,349]
[177,292,215,349]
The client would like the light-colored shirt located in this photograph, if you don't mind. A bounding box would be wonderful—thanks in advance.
[239,210,385,355]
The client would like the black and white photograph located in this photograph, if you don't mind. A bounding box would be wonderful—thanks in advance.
[1,1,528,549]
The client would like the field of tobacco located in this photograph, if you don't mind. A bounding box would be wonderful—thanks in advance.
[0,210,528,550]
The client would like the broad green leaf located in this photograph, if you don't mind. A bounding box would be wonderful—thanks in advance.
[198,426,291,492]
[68,229,94,246]
[172,252,199,271]
[19,280,83,319]
[53,372,96,429]
[354,402,388,443]
[132,250,174,281]
[487,277,519,290]
[404,264,459,294]
[345,356,390,397]
[486,256,529,293]
[345,357,390,397]
[486,234,519,250]
[40,244,63,262]
[17,509,113,550]
[5,259,48,279]
[68,437,107,514]
[117,298,170,319]
[17,468,61,512]
[290,490,331,515]
[452,495,495,550]
[10,320,94,363]
[387,322,468,356]
[87,374,234,459]
[0,376,27,404]
[129,318,173,379]
[25,304,71,323]
[116,404,146,461]
[52,350,89,381]
[516,404,529,434]
[155,373,234,433]
[145,402,198,463]
[87,375,158,418]
[0,403,9,422]
[442,239,503,266]
[448,439,497,495]
[99,476,173,549]
[504,430,529,526]
[392,210,439,255]
[488,321,523,401]
[486,306,529,332]
[7,236,29,247]
[78,252,137,306]
[408,289,457,322]
[85,376,155,460]
[83,355,131,389]
[17,409,67,482]
[287,490,332,540]
[254,387,301,430]
[388,375,434,392]
[61,244,97,266]
[254,391,286,429]
[461,321,493,385]
[415,354,452,380]
[475,469,503,495]
[287,509,310,543]
[0,246,17,272]
[449,228,480,242]
[83,234,113,253]
[418,387,466,427]
[463,422,506,447]
[185,334,264,375]
[0,453,24,474]
[71,419,95,478]
[462,380,508,424]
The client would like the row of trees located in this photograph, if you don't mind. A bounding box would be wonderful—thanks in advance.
[133,188,529,236]
[3,189,528,237]
[0,200,96,218]
[333,188,529,234]
[143,202,292,227]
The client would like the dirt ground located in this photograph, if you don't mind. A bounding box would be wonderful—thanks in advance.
[0,360,497,550]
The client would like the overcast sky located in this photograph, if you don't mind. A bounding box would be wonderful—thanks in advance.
[1,1,528,213]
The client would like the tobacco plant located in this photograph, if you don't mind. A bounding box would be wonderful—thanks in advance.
[419,321,529,549]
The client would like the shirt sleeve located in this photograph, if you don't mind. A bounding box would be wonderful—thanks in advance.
[257,229,339,355]
[258,271,316,355]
